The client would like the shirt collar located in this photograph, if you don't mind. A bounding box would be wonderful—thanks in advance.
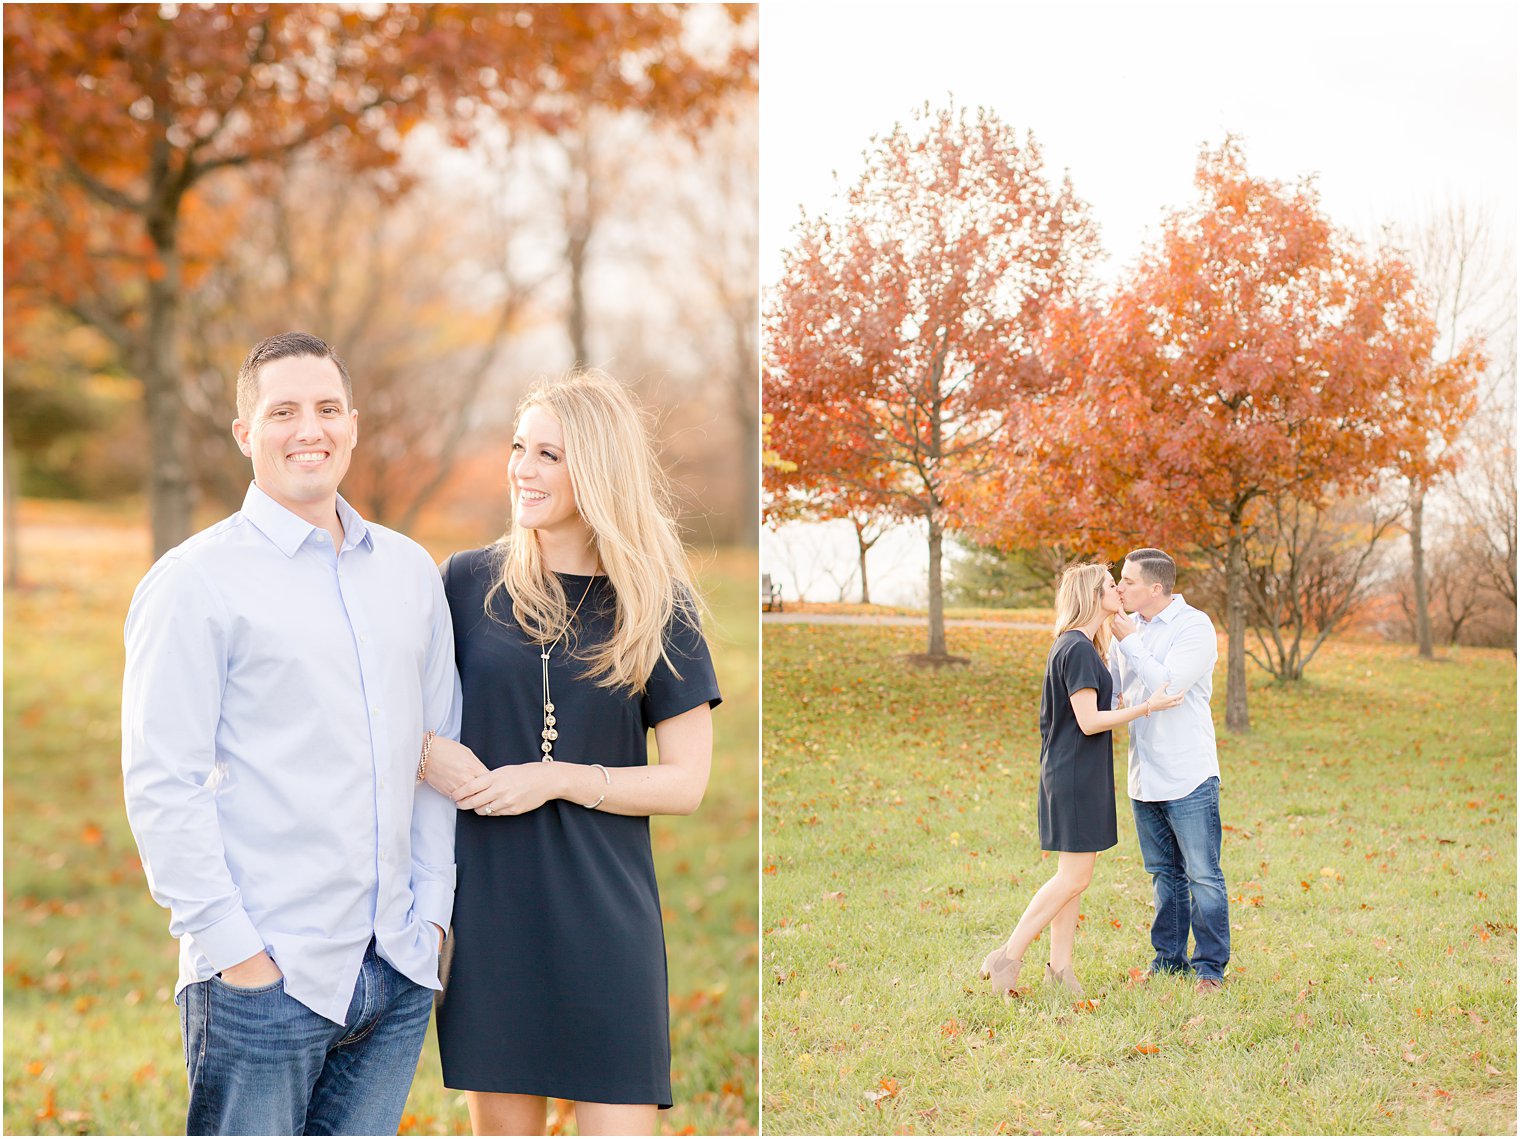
[241,482,372,558]
[1141,594,1187,625]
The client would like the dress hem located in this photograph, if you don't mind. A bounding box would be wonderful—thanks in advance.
[441,1076,672,1110]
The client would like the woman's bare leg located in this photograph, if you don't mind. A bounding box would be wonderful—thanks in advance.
[573,1101,659,1136]
[1004,851,1096,963]
[467,1091,547,1136]
[1048,893,1082,974]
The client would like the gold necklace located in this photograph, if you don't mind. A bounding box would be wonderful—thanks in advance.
[540,575,596,761]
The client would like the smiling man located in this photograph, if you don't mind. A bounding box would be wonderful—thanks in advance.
[121,331,461,1134]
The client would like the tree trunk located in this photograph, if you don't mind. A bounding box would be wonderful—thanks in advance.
[4,418,20,589]
[563,132,594,369]
[143,226,194,558]
[856,522,871,606]
[566,220,590,367]
[926,508,946,657]
[1410,478,1433,659]
[1225,508,1250,733]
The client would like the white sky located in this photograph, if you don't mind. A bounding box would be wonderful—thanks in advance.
[758,0,1518,604]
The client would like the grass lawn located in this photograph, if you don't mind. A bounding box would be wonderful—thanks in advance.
[762,622,1516,1135]
[4,500,758,1136]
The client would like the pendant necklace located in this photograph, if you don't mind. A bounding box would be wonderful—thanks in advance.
[540,574,596,761]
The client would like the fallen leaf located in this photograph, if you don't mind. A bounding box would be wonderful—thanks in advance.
[1135,1043,1160,1055]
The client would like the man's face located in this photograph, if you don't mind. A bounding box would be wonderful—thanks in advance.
[232,355,357,519]
[1117,559,1164,617]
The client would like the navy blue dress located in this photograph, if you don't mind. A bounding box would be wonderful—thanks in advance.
[435,547,721,1107]
[1037,630,1118,853]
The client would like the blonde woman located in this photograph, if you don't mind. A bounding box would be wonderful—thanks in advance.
[422,371,720,1136]
[979,563,1181,999]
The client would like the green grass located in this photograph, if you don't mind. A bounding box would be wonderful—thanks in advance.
[4,502,758,1136]
[762,623,1516,1135]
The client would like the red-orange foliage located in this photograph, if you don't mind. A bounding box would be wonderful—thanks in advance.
[763,103,1098,657]
[1033,139,1440,730]
[4,4,755,555]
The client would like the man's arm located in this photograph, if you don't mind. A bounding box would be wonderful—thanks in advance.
[121,557,269,975]
[1114,613,1218,697]
[410,568,461,947]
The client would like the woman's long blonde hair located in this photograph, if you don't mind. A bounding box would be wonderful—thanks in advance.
[1052,562,1113,663]
[489,369,701,694]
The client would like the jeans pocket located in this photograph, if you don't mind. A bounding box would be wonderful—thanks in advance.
[210,974,285,996]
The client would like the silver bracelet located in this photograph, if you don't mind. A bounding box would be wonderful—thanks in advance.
[581,763,610,810]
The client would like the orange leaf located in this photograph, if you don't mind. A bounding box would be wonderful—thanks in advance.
[1135,1043,1160,1054]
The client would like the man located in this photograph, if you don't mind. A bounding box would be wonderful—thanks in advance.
[122,331,460,1134]
[1111,547,1230,993]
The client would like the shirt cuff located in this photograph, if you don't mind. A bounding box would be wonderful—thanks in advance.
[191,906,266,973]
[412,878,455,933]
[1117,632,1143,653]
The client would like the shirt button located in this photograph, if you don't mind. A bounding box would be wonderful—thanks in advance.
[371,705,381,716]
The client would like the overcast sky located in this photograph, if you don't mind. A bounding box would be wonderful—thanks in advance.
[760,0,1517,285]
[758,0,1517,604]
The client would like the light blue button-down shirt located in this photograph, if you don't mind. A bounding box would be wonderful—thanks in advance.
[122,484,461,1024]
[1110,593,1220,802]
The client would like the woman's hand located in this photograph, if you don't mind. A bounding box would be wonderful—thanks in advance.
[424,736,491,799]
[1144,686,1187,715]
[454,762,563,817]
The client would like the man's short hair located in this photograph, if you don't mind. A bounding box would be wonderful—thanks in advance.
[1125,547,1176,593]
[236,332,352,421]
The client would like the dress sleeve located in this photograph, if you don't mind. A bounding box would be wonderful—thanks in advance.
[1060,637,1109,697]
[639,600,722,729]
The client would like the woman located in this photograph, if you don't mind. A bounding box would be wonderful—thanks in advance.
[422,370,721,1136]
[979,562,1182,999]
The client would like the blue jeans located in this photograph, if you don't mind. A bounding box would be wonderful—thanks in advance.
[176,940,433,1135]
[1131,776,1230,981]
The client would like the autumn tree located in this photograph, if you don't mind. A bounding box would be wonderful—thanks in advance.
[1064,140,1436,731]
[1238,493,1403,680]
[1392,201,1497,657]
[4,3,756,556]
[764,103,1098,661]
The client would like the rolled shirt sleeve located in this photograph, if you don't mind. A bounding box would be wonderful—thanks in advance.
[121,555,266,973]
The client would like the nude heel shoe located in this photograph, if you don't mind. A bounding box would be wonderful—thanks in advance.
[1044,962,1086,997]
[979,944,1024,998]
